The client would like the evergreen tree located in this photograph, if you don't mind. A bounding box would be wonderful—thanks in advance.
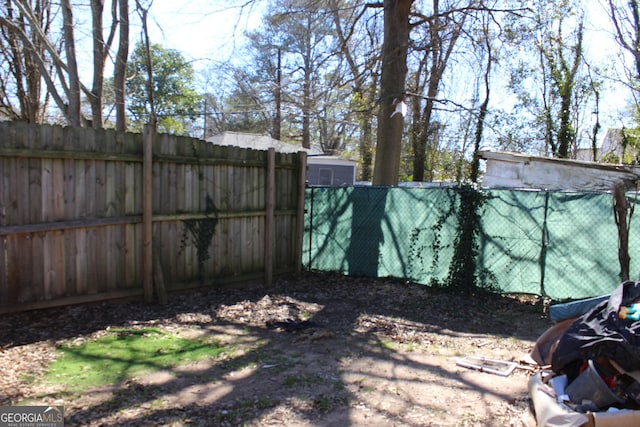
[126,42,200,134]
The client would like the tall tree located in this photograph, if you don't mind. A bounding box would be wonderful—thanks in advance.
[113,0,129,131]
[125,42,200,134]
[0,0,53,122]
[241,20,289,137]
[61,0,81,126]
[608,0,640,91]
[373,0,496,185]
[330,0,382,181]
[235,0,345,152]
[503,0,590,158]
[470,14,493,182]
[267,0,337,149]
[407,1,466,183]
[544,16,584,158]
[88,0,123,129]
[372,0,413,186]
[0,0,126,128]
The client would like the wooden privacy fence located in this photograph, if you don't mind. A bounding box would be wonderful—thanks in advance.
[0,122,307,314]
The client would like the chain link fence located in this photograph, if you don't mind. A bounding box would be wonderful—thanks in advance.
[303,186,639,301]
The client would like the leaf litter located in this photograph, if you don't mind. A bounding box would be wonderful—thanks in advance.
[0,272,549,426]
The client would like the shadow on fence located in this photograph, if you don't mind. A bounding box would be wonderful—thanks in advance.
[0,122,307,314]
[304,185,637,301]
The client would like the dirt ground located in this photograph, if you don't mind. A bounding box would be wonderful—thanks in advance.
[0,272,552,426]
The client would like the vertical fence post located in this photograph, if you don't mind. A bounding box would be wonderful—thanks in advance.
[613,181,631,282]
[308,187,314,271]
[265,148,275,286]
[539,190,550,298]
[294,151,307,274]
[142,125,154,302]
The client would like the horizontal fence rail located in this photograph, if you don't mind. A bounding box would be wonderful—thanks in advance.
[0,122,307,314]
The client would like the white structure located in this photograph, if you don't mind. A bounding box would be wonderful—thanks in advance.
[207,131,316,154]
[478,150,640,192]
[207,132,357,186]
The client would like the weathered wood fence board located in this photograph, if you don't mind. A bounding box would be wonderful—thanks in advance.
[0,122,306,314]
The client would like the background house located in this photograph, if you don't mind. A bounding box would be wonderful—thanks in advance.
[600,128,625,162]
[207,131,357,186]
[306,155,357,186]
[574,128,640,164]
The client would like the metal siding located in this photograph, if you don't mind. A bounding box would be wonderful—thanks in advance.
[307,164,355,186]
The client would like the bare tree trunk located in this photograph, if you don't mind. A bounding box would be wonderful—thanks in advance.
[25,1,46,122]
[273,48,281,140]
[61,0,82,127]
[373,0,413,186]
[609,0,640,82]
[412,1,464,182]
[136,0,156,128]
[590,87,600,161]
[412,6,442,183]
[114,0,129,131]
[613,181,633,282]
[302,25,312,149]
[413,83,438,182]
[468,17,494,182]
[470,27,492,183]
[1,0,116,127]
[1,0,46,122]
[329,0,378,181]
[88,0,109,128]
[302,68,311,149]
[359,117,372,180]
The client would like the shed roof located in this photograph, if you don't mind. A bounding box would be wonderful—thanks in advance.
[307,155,357,166]
[206,131,323,154]
[478,150,640,192]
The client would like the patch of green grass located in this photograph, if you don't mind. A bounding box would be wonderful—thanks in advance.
[377,339,395,350]
[314,395,332,411]
[313,393,346,412]
[43,327,225,391]
[283,373,329,389]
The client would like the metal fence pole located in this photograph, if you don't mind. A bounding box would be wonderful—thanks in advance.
[539,190,550,298]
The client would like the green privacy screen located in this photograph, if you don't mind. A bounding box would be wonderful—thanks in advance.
[303,187,640,301]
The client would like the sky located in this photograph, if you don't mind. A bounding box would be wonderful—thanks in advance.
[68,0,633,148]
[139,1,631,140]
[73,1,261,85]
[144,1,262,68]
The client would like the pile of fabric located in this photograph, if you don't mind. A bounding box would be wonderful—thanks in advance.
[529,281,640,426]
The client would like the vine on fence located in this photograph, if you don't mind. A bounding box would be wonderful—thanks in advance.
[409,183,496,294]
[446,182,496,294]
[408,198,452,286]
[179,193,219,280]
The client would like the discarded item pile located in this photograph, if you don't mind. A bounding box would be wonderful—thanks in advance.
[529,280,640,426]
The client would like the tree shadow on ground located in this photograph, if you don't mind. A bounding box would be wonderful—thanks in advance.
[0,271,550,426]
